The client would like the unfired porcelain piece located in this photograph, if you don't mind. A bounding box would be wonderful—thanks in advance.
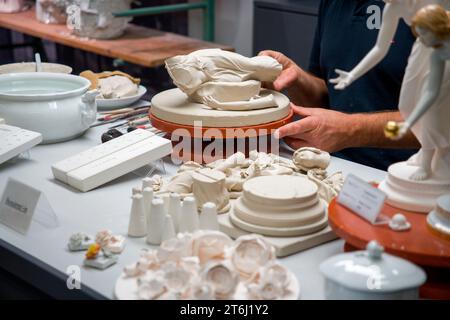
[192,168,230,214]
[165,49,282,111]
[114,231,300,300]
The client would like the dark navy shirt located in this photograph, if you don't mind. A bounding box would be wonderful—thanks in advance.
[309,0,418,170]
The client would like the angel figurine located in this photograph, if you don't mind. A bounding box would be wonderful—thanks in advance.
[165,49,282,111]
[386,5,450,180]
[330,0,450,181]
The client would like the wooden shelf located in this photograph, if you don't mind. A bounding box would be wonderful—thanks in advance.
[0,9,233,68]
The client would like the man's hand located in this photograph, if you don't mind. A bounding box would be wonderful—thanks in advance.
[258,50,328,107]
[258,50,302,91]
[275,105,420,151]
[274,104,356,152]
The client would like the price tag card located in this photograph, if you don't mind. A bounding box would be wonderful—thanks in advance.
[0,178,41,234]
[337,174,386,224]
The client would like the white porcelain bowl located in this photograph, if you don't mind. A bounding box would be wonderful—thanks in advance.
[0,62,72,74]
[0,73,96,143]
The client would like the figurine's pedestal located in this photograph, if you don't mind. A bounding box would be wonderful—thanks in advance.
[150,88,293,164]
[328,198,450,299]
[379,162,450,213]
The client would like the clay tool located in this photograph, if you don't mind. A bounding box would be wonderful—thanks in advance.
[98,107,149,121]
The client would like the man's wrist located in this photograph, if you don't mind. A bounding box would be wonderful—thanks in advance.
[343,113,366,148]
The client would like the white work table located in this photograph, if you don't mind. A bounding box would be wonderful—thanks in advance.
[0,125,386,299]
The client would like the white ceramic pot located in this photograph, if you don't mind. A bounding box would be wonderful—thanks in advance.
[0,73,97,143]
[0,62,72,74]
[320,241,426,300]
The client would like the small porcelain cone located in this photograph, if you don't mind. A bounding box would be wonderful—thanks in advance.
[163,195,170,215]
[179,196,199,233]
[200,202,219,231]
[142,177,153,190]
[132,186,142,195]
[168,193,181,232]
[142,187,154,216]
[146,198,165,245]
[161,214,176,242]
[128,194,147,237]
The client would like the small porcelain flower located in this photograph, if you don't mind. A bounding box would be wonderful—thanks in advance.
[192,231,233,264]
[157,233,193,263]
[95,230,112,248]
[247,262,290,300]
[231,235,275,278]
[85,243,101,260]
[164,265,192,293]
[105,234,126,254]
[137,272,166,300]
[140,249,160,270]
[124,257,151,277]
[202,261,239,299]
[68,232,85,248]
[189,276,215,300]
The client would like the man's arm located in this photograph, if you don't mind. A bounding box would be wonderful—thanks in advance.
[349,111,419,149]
[275,105,420,152]
[259,50,329,107]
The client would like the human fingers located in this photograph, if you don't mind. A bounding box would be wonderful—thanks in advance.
[284,137,311,150]
[272,67,298,91]
[274,116,317,139]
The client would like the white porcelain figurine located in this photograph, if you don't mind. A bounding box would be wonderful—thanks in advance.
[330,1,450,212]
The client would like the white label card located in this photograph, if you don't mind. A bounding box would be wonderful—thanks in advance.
[337,174,386,224]
[0,178,41,234]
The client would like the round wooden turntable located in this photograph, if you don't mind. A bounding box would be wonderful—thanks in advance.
[328,198,450,299]
[150,88,293,163]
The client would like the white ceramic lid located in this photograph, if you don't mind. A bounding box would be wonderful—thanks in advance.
[320,241,426,293]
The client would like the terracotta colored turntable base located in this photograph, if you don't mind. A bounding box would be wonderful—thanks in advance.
[149,111,294,164]
[328,198,450,299]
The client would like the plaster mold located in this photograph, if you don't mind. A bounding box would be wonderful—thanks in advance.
[230,175,329,237]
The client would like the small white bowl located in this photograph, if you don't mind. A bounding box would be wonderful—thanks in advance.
[0,62,72,74]
[96,85,147,110]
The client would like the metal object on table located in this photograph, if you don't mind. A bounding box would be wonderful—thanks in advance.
[114,0,215,42]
